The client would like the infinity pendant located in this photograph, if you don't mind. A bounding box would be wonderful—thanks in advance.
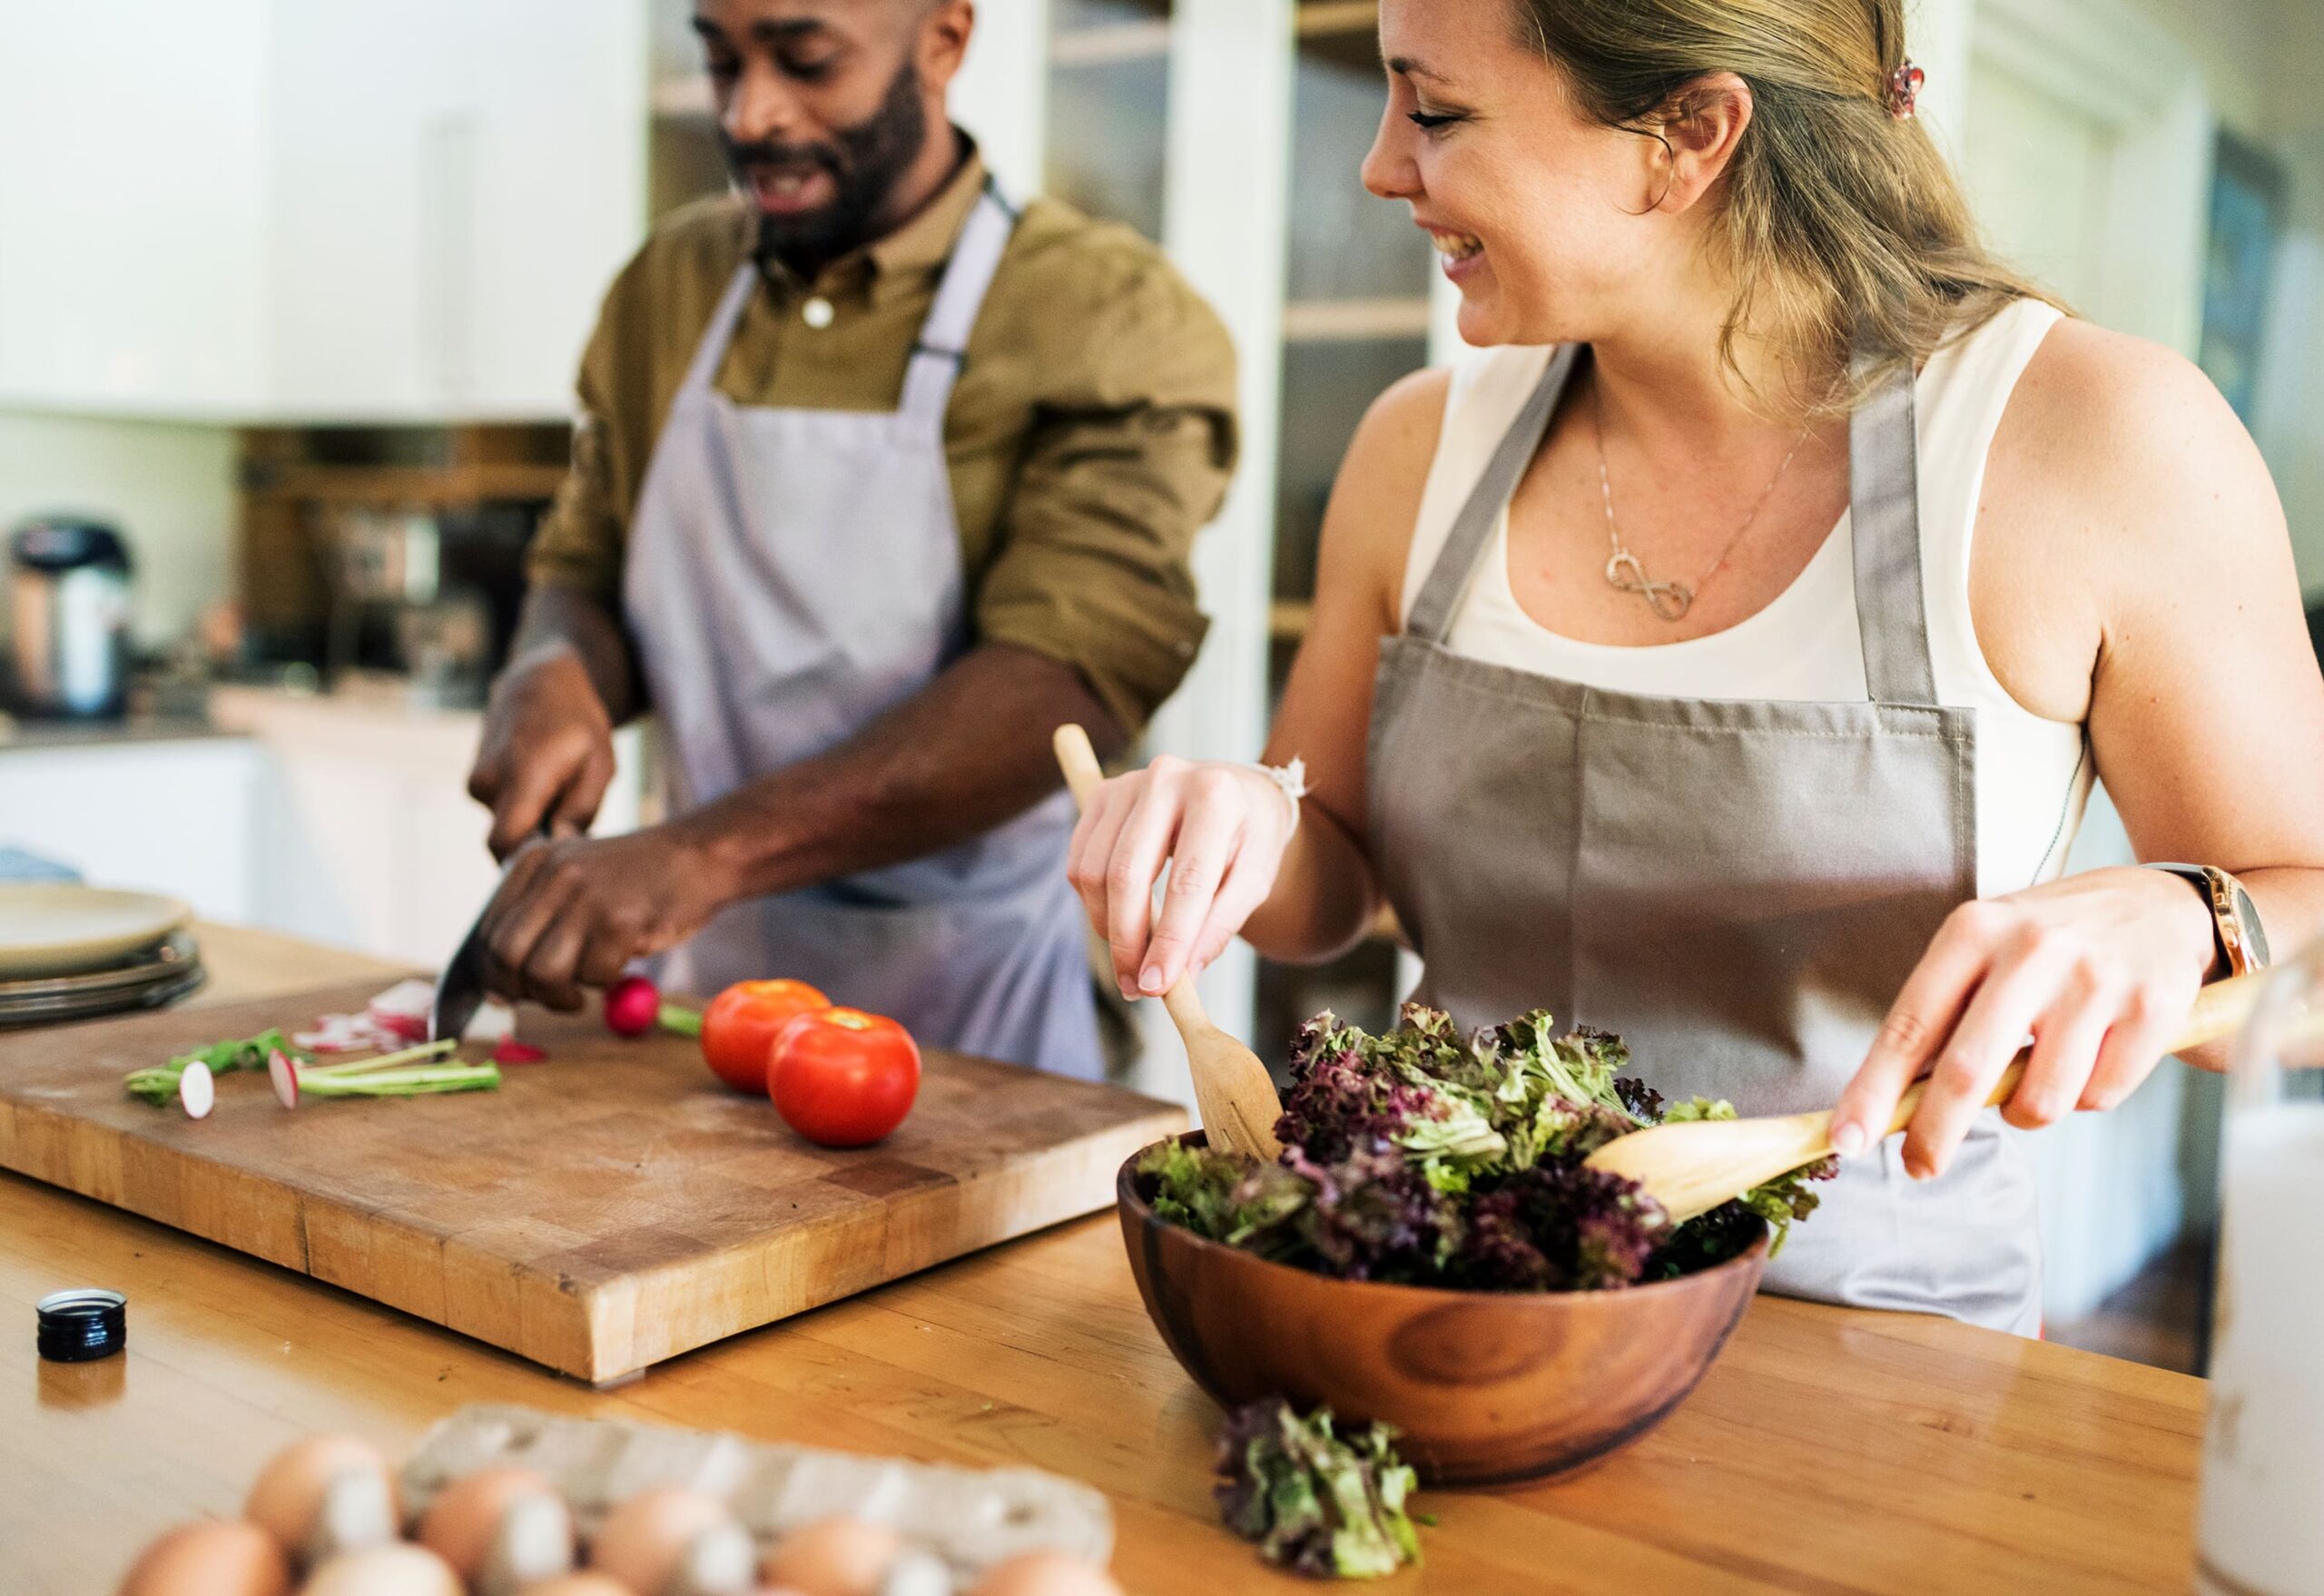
[1605,550,1695,621]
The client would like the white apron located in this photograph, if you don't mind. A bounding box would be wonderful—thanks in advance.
[622,183,1102,1079]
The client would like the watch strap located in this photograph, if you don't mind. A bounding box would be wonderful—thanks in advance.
[2148,863,2270,978]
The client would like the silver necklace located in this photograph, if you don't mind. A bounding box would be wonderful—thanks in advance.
[1592,385,1815,623]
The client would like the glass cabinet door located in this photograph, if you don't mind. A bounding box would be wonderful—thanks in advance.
[1045,0,1174,241]
[1257,0,1426,1045]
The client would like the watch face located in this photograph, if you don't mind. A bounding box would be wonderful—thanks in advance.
[2231,882,2270,968]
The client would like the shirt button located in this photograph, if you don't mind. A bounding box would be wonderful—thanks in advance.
[802,297,835,330]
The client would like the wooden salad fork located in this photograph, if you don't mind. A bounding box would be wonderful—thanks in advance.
[1054,724,1285,1161]
[1586,971,2275,1222]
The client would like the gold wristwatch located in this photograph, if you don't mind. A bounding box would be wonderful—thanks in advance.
[2149,863,2270,979]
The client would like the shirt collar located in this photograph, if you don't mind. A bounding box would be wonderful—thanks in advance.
[751,134,990,308]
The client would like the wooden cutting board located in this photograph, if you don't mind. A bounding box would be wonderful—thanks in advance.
[0,981,1187,1383]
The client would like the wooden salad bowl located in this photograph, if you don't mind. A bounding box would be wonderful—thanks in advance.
[1117,1134,1768,1486]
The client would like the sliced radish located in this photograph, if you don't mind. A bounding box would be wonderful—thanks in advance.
[296,1011,399,1052]
[179,1062,215,1119]
[464,1000,517,1043]
[492,1039,547,1065]
[366,978,436,1020]
[372,1010,428,1043]
[269,1049,300,1108]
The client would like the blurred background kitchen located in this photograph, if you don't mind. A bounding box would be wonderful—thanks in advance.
[4,0,2320,1371]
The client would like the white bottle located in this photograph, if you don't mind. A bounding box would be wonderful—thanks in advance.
[2199,939,2324,1596]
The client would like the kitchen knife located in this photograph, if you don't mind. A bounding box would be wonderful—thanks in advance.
[428,826,547,1044]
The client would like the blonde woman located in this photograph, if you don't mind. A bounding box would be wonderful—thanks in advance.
[1068,0,2324,1331]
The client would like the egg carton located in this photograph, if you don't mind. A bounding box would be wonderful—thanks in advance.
[399,1404,1113,1583]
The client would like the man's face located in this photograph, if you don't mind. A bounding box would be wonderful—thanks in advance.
[694,1,953,271]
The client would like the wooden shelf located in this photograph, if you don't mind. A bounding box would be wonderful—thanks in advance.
[1295,1,1378,36]
[1269,599,1315,639]
[253,461,570,507]
[1282,296,1432,343]
[1051,20,1173,68]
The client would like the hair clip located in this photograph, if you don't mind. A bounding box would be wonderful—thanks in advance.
[1887,59,1925,121]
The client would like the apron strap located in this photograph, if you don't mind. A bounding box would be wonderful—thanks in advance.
[1847,358,1939,706]
[900,180,1019,427]
[680,264,761,399]
[1406,343,1582,645]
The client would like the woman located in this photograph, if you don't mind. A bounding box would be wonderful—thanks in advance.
[1068,0,2324,1333]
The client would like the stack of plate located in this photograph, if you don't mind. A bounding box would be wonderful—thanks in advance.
[0,884,204,1028]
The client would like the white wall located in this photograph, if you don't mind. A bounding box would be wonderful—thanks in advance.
[2111,0,2324,594]
[2255,134,2324,596]
[0,410,239,649]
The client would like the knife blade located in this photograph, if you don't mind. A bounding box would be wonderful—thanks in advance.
[429,826,547,1044]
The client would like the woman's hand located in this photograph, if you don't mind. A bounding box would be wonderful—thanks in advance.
[1829,867,2219,1179]
[1067,755,1297,1000]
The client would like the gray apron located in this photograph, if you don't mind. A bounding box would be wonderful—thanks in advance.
[622,183,1102,1079]
[1370,345,2042,1334]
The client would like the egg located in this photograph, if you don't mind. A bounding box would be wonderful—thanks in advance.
[417,1466,568,1581]
[117,1520,291,1596]
[244,1435,400,1564]
[875,1549,954,1596]
[298,1542,464,1596]
[759,1518,901,1596]
[513,1579,634,1596]
[665,1522,759,1596]
[588,1486,739,1594]
[965,1553,1122,1596]
[308,1467,403,1565]
[475,1490,581,1596]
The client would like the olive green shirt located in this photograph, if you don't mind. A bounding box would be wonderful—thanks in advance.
[527,146,1239,734]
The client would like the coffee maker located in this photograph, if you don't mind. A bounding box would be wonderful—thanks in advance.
[6,518,134,719]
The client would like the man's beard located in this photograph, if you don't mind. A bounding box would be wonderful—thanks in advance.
[724,55,931,275]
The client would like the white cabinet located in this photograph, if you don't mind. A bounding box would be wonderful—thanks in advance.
[0,738,268,921]
[0,1,646,422]
[0,690,647,970]
[209,686,646,968]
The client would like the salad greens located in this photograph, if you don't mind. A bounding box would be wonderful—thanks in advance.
[1139,1004,1835,1292]
[1216,1398,1421,1580]
[124,1030,304,1106]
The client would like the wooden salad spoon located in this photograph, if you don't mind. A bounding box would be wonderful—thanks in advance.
[1054,724,1286,1161]
[1586,970,2276,1224]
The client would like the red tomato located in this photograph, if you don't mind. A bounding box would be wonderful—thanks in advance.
[699,979,831,1094]
[768,1007,921,1148]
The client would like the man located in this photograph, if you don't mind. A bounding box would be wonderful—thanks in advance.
[465,0,1236,1077]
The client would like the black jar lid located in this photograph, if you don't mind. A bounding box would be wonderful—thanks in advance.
[36,1288,125,1363]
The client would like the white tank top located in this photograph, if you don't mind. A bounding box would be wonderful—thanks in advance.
[1398,299,2093,900]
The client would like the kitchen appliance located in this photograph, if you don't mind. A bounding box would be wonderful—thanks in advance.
[6,517,134,718]
[321,505,517,706]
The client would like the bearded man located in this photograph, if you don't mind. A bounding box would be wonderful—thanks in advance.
[465,0,1236,1076]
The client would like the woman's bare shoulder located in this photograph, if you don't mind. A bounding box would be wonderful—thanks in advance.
[1993,318,2274,540]
[1314,365,1457,617]
[1975,316,2287,720]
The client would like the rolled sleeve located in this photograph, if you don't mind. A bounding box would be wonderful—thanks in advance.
[526,405,625,605]
[973,252,1238,734]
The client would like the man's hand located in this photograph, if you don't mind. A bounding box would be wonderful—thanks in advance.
[468,648,619,860]
[478,826,732,1011]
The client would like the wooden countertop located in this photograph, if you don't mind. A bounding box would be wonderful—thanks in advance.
[1,927,2208,1594]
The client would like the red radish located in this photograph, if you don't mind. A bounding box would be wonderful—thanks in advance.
[493,1039,547,1066]
[604,976,661,1038]
[269,1049,300,1109]
[179,1061,215,1119]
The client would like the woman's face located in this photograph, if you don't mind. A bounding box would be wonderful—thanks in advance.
[1364,0,1675,349]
